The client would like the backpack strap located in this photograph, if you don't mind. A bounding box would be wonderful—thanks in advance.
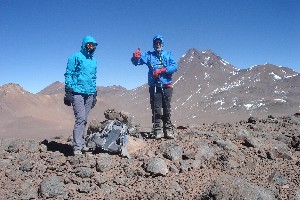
[120,124,128,146]
[102,120,116,136]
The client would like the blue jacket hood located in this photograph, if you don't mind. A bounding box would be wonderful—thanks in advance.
[153,35,164,50]
[65,36,98,94]
[81,36,98,57]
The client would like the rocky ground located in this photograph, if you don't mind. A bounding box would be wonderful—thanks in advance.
[0,113,299,199]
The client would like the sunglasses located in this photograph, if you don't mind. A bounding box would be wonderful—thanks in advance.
[86,43,97,48]
[154,40,162,45]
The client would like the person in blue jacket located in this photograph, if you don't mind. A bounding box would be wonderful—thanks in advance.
[64,36,98,155]
[131,35,178,139]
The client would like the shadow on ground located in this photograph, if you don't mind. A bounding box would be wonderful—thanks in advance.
[41,139,74,157]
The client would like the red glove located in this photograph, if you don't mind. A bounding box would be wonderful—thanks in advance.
[153,67,166,79]
[133,49,141,60]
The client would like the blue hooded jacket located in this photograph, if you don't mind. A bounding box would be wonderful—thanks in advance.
[131,35,178,87]
[64,36,98,95]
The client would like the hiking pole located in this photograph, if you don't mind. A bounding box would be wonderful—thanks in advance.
[151,51,166,138]
[157,52,164,94]
[151,64,157,138]
[151,57,163,138]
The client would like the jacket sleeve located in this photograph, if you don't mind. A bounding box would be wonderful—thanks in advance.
[64,55,76,89]
[165,52,178,74]
[131,52,149,66]
[92,60,98,91]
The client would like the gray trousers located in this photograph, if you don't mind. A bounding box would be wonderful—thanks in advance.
[72,93,93,151]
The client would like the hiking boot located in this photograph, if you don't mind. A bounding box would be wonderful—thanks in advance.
[165,131,175,139]
[153,120,163,139]
[164,122,175,139]
[154,129,164,139]
[82,146,90,152]
[73,149,82,155]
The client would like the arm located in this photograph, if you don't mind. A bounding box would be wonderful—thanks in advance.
[64,55,76,89]
[131,49,149,66]
[64,55,77,106]
[92,59,97,90]
[165,52,178,74]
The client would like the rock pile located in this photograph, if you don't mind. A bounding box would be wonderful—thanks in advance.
[0,114,299,199]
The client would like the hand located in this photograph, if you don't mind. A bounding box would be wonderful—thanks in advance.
[92,91,97,108]
[64,87,73,106]
[153,67,166,79]
[133,49,141,60]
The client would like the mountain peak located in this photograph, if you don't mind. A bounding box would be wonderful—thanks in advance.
[179,48,237,74]
[38,81,64,95]
[0,83,29,96]
[183,48,218,58]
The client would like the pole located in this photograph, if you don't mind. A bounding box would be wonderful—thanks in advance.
[157,52,164,94]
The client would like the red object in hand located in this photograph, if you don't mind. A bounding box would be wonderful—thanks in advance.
[133,49,141,60]
[153,67,166,79]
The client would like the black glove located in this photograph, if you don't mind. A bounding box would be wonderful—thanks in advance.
[64,87,73,106]
[92,91,97,108]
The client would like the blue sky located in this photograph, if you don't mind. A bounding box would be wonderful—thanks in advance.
[0,0,299,93]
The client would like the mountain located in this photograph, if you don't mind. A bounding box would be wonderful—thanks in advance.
[169,50,300,124]
[0,83,73,139]
[115,49,300,125]
[38,81,64,95]
[0,48,299,139]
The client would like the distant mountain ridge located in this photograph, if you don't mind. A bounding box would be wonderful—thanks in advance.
[1,48,299,139]
[171,49,299,123]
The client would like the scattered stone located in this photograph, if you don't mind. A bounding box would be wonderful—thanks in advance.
[19,160,35,172]
[74,167,94,178]
[19,180,39,199]
[144,157,168,176]
[215,139,238,152]
[201,175,276,199]
[78,182,92,193]
[243,137,263,148]
[169,164,180,174]
[163,144,183,161]
[39,176,68,198]
[96,153,114,172]
[236,129,251,140]
[0,114,299,199]
[194,144,216,161]
[268,171,289,186]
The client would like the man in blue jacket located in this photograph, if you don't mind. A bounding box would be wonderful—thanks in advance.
[131,35,178,139]
[64,36,98,155]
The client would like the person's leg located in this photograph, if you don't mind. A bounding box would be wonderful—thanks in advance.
[149,86,163,139]
[162,87,174,139]
[82,94,94,151]
[84,94,94,137]
[72,94,86,152]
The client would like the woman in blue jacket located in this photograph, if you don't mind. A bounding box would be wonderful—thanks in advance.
[131,35,178,139]
[64,36,98,155]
